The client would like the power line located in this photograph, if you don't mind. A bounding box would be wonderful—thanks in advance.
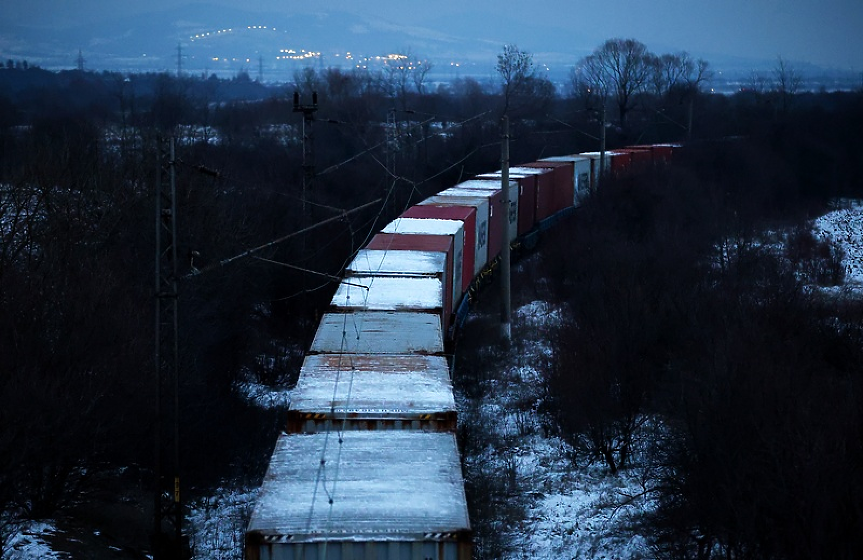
[183,198,381,279]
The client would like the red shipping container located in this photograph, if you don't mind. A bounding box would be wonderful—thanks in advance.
[401,205,476,295]
[617,147,653,169]
[418,196,487,278]
[522,161,575,217]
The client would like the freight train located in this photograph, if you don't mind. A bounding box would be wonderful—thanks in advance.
[244,144,676,560]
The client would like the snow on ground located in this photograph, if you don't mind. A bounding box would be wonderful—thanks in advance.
[813,199,863,293]
[465,301,653,560]
[4,521,70,560]
[186,487,259,560]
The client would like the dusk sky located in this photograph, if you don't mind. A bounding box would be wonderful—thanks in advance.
[3,0,862,70]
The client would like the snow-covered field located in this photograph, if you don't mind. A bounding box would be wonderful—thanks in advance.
[8,201,863,559]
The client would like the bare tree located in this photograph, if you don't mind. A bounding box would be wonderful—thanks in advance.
[774,55,802,115]
[581,38,652,129]
[496,44,535,116]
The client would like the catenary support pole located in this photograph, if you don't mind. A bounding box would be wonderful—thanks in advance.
[500,116,511,341]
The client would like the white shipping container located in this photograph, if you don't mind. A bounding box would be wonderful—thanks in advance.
[287,353,456,433]
[346,249,446,278]
[310,312,444,355]
[330,276,442,314]
[379,218,465,300]
[246,431,472,560]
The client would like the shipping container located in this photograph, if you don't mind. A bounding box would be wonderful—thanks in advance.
[521,161,574,215]
[310,312,444,356]
[365,235,463,316]
[286,354,456,433]
[504,166,558,222]
[397,207,474,298]
[246,431,472,560]
[625,143,676,164]
[578,151,633,184]
[452,179,518,245]
[615,147,653,169]
[474,171,536,235]
[426,190,494,269]
[382,218,475,293]
[330,276,446,333]
[538,155,592,204]
[346,249,454,320]
[417,196,489,276]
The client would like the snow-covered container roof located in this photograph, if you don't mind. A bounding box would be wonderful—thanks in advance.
[346,249,446,277]
[330,276,443,314]
[290,354,455,415]
[247,431,471,542]
[454,179,514,190]
[382,217,463,236]
[540,155,590,163]
[437,189,495,199]
[310,312,444,355]
[474,173,527,183]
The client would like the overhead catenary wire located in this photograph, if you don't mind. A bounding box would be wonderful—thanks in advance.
[183,197,381,280]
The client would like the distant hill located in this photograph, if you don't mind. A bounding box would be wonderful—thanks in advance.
[1,3,858,89]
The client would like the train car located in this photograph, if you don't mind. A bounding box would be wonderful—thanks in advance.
[367,233,470,310]
[373,219,468,296]
[538,155,592,204]
[246,431,472,560]
[310,311,444,356]
[346,249,456,322]
[397,207,475,300]
[614,147,653,170]
[286,353,457,433]
[426,188,498,269]
[520,161,575,216]
[624,144,676,164]
[473,171,537,236]
[330,276,447,333]
[416,197,489,277]
[452,179,518,244]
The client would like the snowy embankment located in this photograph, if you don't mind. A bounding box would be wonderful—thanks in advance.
[461,300,654,559]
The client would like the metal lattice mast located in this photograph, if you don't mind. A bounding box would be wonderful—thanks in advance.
[293,91,318,222]
[154,138,186,560]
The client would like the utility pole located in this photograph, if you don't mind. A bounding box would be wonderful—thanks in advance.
[258,55,263,82]
[500,115,511,341]
[176,43,182,78]
[154,138,187,560]
[598,103,607,190]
